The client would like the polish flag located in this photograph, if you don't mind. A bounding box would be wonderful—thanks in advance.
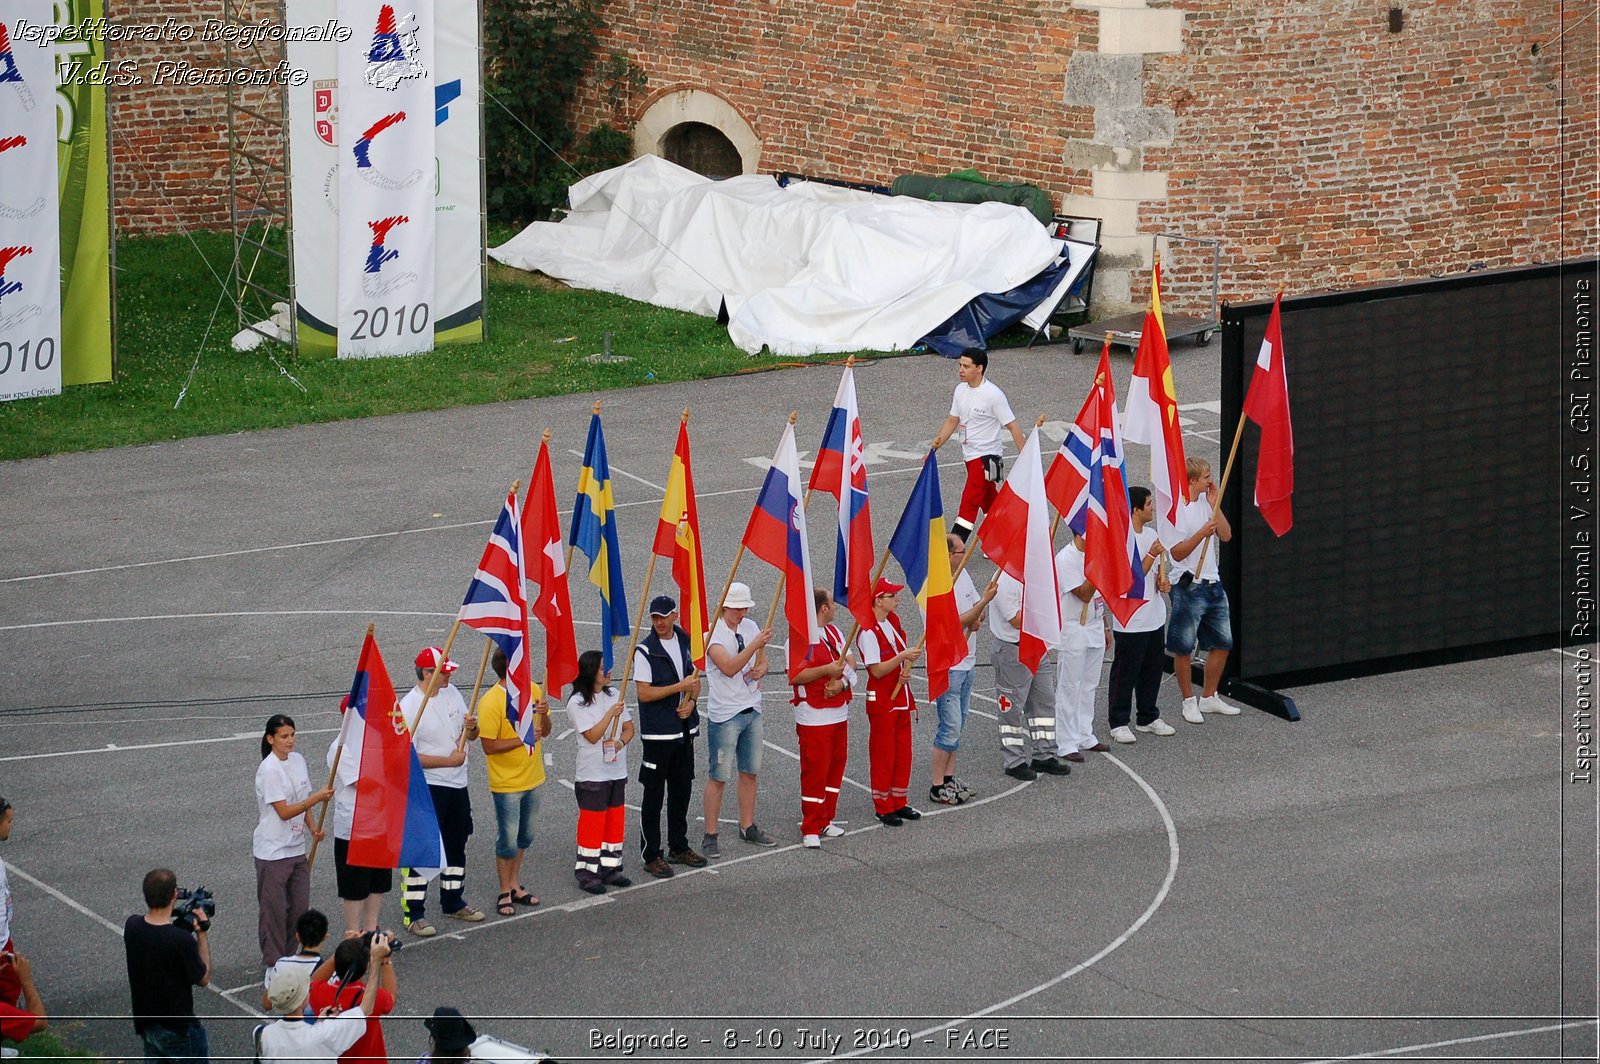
[975,424,1061,672]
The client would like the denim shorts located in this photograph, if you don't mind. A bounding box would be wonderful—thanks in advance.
[491,786,541,859]
[1165,578,1234,655]
[933,668,974,752]
[706,709,763,782]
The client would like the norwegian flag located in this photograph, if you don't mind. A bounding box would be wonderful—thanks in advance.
[808,365,875,631]
[1045,343,1146,625]
[459,487,537,747]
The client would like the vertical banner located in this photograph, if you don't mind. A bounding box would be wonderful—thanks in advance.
[287,0,482,356]
[0,1,63,401]
[337,0,436,358]
[53,0,113,386]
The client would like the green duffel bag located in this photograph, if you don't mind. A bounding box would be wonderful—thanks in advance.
[889,169,1055,225]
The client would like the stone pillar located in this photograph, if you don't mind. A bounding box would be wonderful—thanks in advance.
[1061,0,1183,313]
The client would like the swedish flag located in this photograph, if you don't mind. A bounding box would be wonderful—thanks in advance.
[570,411,629,669]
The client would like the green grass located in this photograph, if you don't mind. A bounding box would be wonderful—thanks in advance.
[6,1026,101,1059]
[0,229,883,462]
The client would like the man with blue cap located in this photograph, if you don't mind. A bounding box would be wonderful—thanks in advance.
[632,594,706,878]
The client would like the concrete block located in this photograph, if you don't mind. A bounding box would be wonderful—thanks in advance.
[1059,194,1140,234]
[1094,105,1175,147]
[1063,52,1144,109]
[1097,234,1155,268]
[1092,268,1133,309]
[1092,169,1168,200]
[1099,7,1184,54]
[1061,139,1118,170]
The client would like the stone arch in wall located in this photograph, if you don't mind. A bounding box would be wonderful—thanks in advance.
[633,89,762,176]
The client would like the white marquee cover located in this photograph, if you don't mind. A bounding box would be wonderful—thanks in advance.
[489,155,1063,357]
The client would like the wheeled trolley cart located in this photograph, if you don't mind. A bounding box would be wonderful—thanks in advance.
[1067,232,1220,353]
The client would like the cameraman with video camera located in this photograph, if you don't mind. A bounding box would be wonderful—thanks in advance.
[124,868,212,1062]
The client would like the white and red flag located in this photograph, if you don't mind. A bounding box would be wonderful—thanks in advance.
[522,439,580,699]
[808,365,875,631]
[1123,263,1188,525]
[976,423,1061,672]
[1243,293,1294,536]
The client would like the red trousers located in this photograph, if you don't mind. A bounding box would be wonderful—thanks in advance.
[0,940,17,1008]
[796,722,848,837]
[574,778,627,887]
[867,709,912,814]
[957,457,999,529]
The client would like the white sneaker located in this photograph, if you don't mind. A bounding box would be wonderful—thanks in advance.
[1135,718,1176,736]
[822,822,846,838]
[802,834,822,848]
[1201,694,1241,715]
[1181,697,1204,724]
[1110,726,1137,744]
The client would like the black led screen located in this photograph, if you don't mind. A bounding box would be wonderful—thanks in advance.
[1219,261,1588,687]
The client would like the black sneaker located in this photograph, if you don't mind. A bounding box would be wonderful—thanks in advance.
[1031,757,1072,776]
[930,782,960,805]
[877,812,904,826]
[1005,763,1039,781]
[895,805,922,821]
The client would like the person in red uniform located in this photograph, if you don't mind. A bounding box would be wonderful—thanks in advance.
[857,578,924,826]
[308,933,397,1064]
[790,589,857,849]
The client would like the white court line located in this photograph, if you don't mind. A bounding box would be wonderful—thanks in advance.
[760,739,871,793]
[566,449,665,493]
[0,727,341,763]
[0,609,603,635]
[5,861,262,1017]
[812,749,1180,1063]
[1297,1019,1597,1063]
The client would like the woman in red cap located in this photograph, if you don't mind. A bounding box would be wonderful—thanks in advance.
[856,579,924,826]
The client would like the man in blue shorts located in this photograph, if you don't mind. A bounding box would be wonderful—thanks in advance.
[1165,457,1241,721]
[702,583,777,855]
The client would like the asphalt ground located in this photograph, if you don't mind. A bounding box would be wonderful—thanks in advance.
[0,341,1595,1063]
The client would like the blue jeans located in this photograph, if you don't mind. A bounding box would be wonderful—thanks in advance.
[933,668,974,752]
[1165,578,1233,655]
[706,710,763,782]
[491,787,541,859]
[140,1021,209,1063]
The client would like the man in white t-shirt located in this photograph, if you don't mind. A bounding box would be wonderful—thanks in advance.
[931,349,1027,542]
[400,647,483,936]
[1163,457,1241,722]
[702,583,775,857]
[1108,488,1173,744]
[928,534,996,805]
[989,573,1070,780]
[1054,532,1111,761]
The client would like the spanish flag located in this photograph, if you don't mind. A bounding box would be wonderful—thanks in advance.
[653,418,709,669]
[886,451,967,700]
[570,410,629,670]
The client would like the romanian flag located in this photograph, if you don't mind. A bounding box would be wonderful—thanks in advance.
[570,411,629,670]
[345,631,444,872]
[887,451,967,700]
[1122,262,1189,526]
[653,418,709,669]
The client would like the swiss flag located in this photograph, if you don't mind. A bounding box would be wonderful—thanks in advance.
[1243,294,1294,536]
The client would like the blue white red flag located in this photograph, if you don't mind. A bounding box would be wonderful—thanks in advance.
[742,420,820,679]
[460,487,537,748]
[808,366,875,631]
[1045,343,1146,625]
[345,631,445,872]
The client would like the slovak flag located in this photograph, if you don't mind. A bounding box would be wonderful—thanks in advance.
[346,631,445,872]
[976,423,1061,672]
[808,365,875,632]
[459,487,537,748]
[1243,293,1294,536]
[1123,263,1189,526]
[742,419,820,679]
[523,439,580,699]
[1045,343,1147,625]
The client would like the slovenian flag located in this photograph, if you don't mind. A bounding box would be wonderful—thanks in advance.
[742,419,820,679]
[887,451,967,700]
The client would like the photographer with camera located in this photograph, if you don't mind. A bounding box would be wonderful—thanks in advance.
[123,868,211,1062]
[308,931,398,1063]
[257,935,387,1064]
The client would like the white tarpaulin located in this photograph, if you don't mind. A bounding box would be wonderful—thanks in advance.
[489,155,1063,357]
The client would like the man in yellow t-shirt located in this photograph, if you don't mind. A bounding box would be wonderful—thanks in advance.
[477,650,551,917]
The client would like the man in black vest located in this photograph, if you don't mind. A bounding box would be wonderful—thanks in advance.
[633,595,707,878]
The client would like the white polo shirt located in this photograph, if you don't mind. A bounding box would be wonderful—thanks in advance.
[1055,542,1105,646]
[950,379,1016,461]
[987,573,1024,645]
[1164,497,1221,582]
[401,683,469,789]
[1111,524,1167,634]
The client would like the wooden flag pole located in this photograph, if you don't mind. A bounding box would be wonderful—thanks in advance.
[618,551,660,706]
[456,637,494,754]
[712,544,748,627]
[307,623,373,873]
[566,401,603,576]
[1191,413,1248,578]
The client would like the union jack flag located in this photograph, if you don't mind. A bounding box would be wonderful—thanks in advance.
[459,488,537,747]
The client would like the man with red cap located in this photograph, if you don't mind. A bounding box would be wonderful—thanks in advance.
[399,646,483,936]
[790,588,857,848]
[857,578,924,826]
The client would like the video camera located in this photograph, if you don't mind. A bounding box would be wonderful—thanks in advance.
[171,886,215,932]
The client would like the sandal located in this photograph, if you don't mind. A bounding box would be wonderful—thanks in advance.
[495,892,516,917]
[510,886,539,908]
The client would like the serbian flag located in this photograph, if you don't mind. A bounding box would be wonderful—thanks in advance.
[742,420,820,679]
[976,423,1061,672]
[345,631,445,871]
[570,411,629,670]
[460,488,537,747]
[1243,293,1294,536]
[523,439,580,698]
[808,365,875,632]
[1123,263,1189,526]
[887,451,967,700]
[654,419,710,669]
[1046,344,1147,625]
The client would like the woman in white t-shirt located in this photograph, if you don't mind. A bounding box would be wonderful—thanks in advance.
[253,714,333,970]
[568,651,635,896]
